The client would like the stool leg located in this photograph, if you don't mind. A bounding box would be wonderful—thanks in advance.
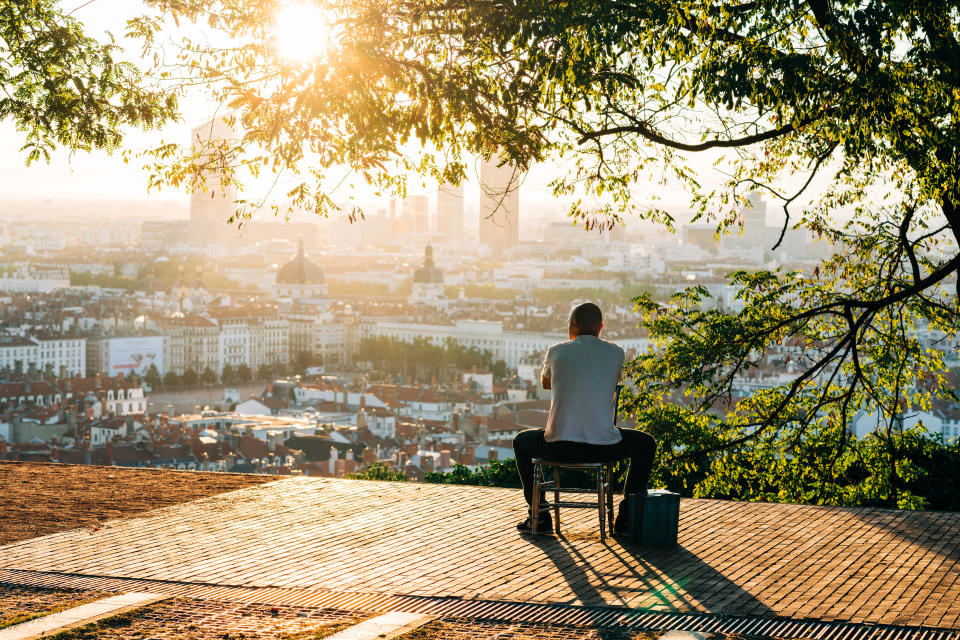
[552,464,560,534]
[597,466,606,542]
[607,463,615,534]
[531,463,541,534]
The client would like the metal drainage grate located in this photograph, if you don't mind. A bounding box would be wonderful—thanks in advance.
[0,569,956,640]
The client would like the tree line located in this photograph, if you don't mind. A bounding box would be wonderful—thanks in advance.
[138,352,317,391]
[356,337,508,382]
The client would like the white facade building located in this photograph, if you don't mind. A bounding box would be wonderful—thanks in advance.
[0,335,85,376]
[34,336,86,377]
[0,271,70,293]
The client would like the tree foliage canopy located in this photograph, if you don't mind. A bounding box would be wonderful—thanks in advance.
[0,0,175,162]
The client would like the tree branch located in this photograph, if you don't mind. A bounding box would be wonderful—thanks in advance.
[577,111,829,150]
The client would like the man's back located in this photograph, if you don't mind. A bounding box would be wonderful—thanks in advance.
[542,335,624,444]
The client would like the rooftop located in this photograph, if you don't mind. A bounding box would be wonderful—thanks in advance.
[1,463,958,634]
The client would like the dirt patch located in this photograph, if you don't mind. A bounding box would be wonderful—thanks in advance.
[45,598,364,640]
[0,462,276,545]
[0,585,113,629]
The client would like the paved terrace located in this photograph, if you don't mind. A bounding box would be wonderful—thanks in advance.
[1,477,958,630]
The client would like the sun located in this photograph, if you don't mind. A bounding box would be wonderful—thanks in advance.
[273,3,337,63]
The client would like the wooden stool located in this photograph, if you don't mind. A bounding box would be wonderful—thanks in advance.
[530,459,617,541]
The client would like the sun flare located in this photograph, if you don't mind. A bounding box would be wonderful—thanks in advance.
[273,3,337,63]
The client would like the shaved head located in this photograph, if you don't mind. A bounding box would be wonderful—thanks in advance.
[568,302,603,336]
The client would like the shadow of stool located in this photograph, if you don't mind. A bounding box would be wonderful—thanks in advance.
[531,459,620,541]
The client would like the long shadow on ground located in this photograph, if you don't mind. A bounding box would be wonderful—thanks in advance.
[525,534,774,620]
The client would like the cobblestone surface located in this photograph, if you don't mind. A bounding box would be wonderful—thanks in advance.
[44,598,365,640]
[0,461,275,544]
[3,476,958,629]
[0,585,112,629]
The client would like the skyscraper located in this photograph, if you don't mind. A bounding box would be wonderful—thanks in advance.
[189,117,238,238]
[403,195,429,233]
[437,182,464,239]
[479,157,520,254]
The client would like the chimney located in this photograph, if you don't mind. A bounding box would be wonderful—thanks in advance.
[488,448,498,462]
[360,395,366,410]
[460,446,475,466]
[346,449,354,461]
[94,373,102,388]
[329,446,338,475]
[59,365,67,379]
[422,455,434,473]
[362,448,376,465]
[452,412,460,430]
[10,415,20,444]
[106,440,115,466]
[82,439,92,465]
[0,440,7,455]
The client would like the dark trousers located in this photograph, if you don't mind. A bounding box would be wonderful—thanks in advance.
[513,428,657,515]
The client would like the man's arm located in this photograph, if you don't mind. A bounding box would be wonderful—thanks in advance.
[541,348,552,390]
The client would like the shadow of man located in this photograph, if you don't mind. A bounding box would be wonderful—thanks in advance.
[524,534,775,623]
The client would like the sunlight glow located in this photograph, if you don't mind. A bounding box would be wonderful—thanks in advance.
[273,3,337,63]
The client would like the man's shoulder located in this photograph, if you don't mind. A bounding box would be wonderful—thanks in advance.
[552,337,624,358]
[598,339,625,362]
[546,340,569,355]
[601,338,626,355]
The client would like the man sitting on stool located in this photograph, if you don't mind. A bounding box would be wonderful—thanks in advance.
[513,302,657,536]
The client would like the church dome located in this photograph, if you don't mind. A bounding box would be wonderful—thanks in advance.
[276,239,325,285]
[413,245,444,284]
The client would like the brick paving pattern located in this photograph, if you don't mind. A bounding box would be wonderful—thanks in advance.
[1,477,958,629]
[0,462,274,544]
[397,619,652,640]
[39,598,364,640]
[0,585,112,629]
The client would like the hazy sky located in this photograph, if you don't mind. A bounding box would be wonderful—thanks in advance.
[0,0,767,224]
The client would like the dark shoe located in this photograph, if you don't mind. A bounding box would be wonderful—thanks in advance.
[613,511,629,537]
[613,500,632,537]
[517,512,553,534]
